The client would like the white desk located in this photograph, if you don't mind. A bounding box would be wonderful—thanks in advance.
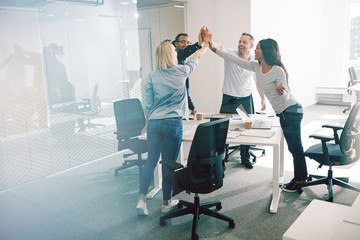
[147,118,284,214]
[283,199,351,240]
[348,83,360,109]
[283,194,360,240]
[344,192,360,225]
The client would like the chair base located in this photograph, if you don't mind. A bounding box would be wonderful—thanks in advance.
[302,170,360,202]
[114,157,145,176]
[160,195,235,240]
[225,144,265,163]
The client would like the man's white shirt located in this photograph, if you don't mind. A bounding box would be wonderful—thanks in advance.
[222,47,256,98]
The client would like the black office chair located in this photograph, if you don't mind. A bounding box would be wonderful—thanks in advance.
[160,118,235,240]
[302,102,360,202]
[113,98,147,176]
[76,84,105,131]
[343,66,360,113]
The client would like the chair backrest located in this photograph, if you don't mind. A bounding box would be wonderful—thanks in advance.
[340,102,360,164]
[90,84,101,113]
[186,118,229,191]
[113,98,145,140]
[349,67,359,81]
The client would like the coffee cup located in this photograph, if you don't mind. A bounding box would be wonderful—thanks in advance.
[196,113,203,120]
[245,119,252,129]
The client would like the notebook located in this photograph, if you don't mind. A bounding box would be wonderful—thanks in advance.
[240,129,275,138]
[235,104,273,130]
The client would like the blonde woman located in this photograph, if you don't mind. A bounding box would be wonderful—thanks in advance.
[136,27,211,216]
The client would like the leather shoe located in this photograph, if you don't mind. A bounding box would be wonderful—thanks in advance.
[242,159,253,169]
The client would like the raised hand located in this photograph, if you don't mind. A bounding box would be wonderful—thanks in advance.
[202,27,212,44]
[209,41,221,52]
[198,26,205,45]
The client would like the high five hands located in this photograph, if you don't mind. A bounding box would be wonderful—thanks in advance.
[193,26,212,58]
[199,26,212,47]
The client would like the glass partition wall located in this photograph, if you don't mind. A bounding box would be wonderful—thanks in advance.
[0,0,185,190]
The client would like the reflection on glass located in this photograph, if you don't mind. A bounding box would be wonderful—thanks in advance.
[0,0,185,191]
[43,43,75,107]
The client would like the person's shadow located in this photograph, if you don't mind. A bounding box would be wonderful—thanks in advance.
[0,43,48,136]
[43,43,75,109]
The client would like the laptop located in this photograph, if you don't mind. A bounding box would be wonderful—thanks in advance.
[235,104,273,130]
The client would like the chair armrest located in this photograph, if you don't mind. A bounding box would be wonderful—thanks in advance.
[197,153,225,165]
[322,123,343,144]
[309,133,334,142]
[308,134,334,168]
[160,161,184,171]
[322,123,343,131]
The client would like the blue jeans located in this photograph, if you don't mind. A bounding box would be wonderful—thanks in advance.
[139,117,183,200]
[278,104,308,181]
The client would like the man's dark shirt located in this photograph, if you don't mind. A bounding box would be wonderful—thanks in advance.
[174,42,202,111]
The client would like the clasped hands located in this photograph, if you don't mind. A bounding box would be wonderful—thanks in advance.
[198,26,213,48]
[198,26,223,53]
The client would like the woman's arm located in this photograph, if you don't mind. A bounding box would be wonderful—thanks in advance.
[144,76,154,113]
[210,42,256,72]
[192,27,211,59]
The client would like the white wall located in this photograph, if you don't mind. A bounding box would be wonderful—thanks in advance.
[320,0,349,87]
[187,0,251,113]
[138,5,185,72]
[186,0,354,112]
[251,0,324,109]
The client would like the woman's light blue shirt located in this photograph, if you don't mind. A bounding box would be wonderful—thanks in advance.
[145,57,199,120]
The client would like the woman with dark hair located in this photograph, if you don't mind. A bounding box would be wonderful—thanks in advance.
[210,38,308,193]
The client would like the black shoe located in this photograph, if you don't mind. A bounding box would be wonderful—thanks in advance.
[242,159,253,169]
[282,179,304,193]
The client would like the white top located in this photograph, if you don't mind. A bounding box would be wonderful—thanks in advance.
[221,47,255,98]
[217,49,298,114]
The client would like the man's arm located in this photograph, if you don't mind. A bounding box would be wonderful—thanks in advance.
[186,79,196,114]
[177,43,202,62]
[256,86,266,111]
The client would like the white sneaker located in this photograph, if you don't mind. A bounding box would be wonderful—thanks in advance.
[136,200,148,216]
[161,199,179,213]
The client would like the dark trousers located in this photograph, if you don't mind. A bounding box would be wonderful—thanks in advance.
[278,104,308,181]
[220,94,254,161]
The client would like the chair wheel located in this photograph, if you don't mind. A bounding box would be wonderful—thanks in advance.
[216,204,222,210]
[160,219,166,226]
[229,221,235,228]
[191,233,199,240]
[307,176,312,181]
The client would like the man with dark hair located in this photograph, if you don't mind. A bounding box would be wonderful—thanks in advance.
[172,29,204,116]
[218,33,266,169]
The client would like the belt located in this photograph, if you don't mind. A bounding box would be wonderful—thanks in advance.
[277,103,303,116]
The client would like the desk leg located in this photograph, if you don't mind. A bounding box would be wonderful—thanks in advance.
[146,161,162,199]
[270,145,281,214]
[279,135,285,186]
[177,143,185,166]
